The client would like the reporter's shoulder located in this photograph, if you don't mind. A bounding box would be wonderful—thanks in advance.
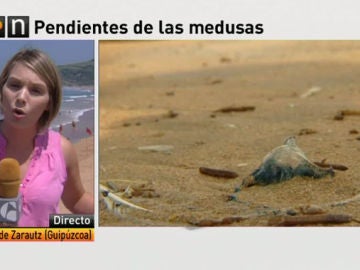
[59,134,78,165]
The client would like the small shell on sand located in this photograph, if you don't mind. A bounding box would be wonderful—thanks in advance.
[138,145,174,153]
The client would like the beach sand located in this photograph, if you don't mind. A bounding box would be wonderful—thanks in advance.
[99,40,360,226]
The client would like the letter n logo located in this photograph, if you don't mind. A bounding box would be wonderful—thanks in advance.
[7,16,29,38]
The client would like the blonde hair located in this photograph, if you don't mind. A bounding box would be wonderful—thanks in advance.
[0,48,62,130]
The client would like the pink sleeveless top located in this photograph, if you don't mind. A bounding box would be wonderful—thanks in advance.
[0,129,67,227]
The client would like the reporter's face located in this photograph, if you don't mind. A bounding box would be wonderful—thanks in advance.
[1,63,50,129]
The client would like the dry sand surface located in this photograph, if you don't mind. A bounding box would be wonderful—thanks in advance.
[99,40,360,226]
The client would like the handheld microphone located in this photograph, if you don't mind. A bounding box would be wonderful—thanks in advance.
[0,158,21,226]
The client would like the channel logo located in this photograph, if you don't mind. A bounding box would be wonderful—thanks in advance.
[0,16,29,38]
[0,16,5,37]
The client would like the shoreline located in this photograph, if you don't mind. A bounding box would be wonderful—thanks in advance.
[54,109,94,143]
[63,85,94,91]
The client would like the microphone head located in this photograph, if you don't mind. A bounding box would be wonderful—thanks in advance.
[0,158,21,198]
